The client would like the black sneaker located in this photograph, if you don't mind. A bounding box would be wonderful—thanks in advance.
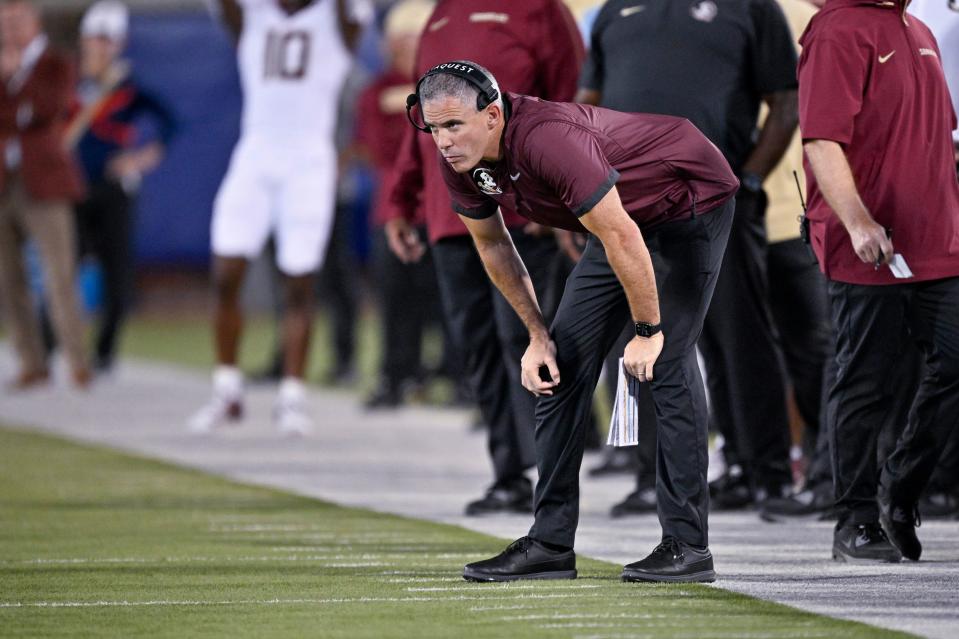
[363,385,403,410]
[610,487,657,518]
[832,523,902,563]
[709,467,754,510]
[464,478,532,516]
[879,494,922,561]
[622,538,715,583]
[588,449,640,477]
[463,537,576,582]
[759,483,833,522]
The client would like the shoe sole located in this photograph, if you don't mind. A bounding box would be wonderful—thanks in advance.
[463,569,577,582]
[831,546,902,564]
[621,569,716,583]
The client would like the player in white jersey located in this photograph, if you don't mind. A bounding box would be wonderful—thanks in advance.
[189,0,371,436]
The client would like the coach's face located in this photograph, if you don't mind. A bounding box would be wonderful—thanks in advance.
[422,95,502,173]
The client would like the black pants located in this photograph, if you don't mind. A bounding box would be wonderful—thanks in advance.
[699,189,791,491]
[529,200,734,549]
[372,227,442,387]
[76,179,134,368]
[317,204,359,373]
[828,276,959,527]
[432,230,558,484]
[768,239,832,435]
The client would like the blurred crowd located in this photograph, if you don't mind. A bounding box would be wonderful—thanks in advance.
[0,0,957,548]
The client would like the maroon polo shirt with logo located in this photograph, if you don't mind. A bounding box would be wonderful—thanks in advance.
[439,93,739,233]
[385,0,585,244]
[798,0,959,285]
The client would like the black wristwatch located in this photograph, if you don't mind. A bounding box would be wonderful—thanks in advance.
[635,321,662,338]
[740,171,764,194]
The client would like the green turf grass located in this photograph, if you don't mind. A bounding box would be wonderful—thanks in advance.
[0,427,912,639]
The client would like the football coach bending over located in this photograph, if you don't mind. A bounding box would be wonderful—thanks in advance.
[406,60,739,583]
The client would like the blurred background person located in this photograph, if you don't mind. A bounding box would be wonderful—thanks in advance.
[890,0,959,519]
[188,0,371,436]
[55,0,177,376]
[387,0,584,515]
[0,0,89,390]
[799,0,959,562]
[355,0,444,409]
[578,0,801,515]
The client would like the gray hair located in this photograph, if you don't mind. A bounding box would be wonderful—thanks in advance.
[419,62,503,112]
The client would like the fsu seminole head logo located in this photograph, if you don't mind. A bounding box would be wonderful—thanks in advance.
[472,168,502,195]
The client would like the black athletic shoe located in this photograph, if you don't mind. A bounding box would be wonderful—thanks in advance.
[464,477,532,516]
[709,468,754,510]
[610,487,657,518]
[879,492,922,561]
[832,523,902,563]
[759,482,833,522]
[363,385,403,410]
[463,536,576,582]
[588,449,640,477]
[622,538,715,583]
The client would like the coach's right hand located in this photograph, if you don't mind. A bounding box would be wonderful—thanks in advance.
[386,218,426,264]
[521,335,560,397]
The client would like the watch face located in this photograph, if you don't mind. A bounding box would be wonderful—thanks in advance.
[635,322,657,337]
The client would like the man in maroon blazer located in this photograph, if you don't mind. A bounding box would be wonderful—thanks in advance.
[0,0,90,388]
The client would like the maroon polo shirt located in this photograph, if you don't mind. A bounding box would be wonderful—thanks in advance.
[440,94,739,232]
[354,69,418,227]
[385,0,584,244]
[798,0,959,285]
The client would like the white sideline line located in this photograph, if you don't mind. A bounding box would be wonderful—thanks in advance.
[406,584,602,592]
[0,592,611,609]
[382,577,462,583]
[9,556,396,566]
[471,601,640,613]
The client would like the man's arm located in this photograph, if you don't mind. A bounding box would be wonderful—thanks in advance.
[804,139,893,265]
[574,89,600,106]
[335,0,366,51]
[578,186,663,382]
[460,212,560,396]
[741,89,798,179]
[209,0,243,42]
[383,124,426,263]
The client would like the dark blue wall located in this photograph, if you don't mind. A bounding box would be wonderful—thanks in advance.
[125,11,242,267]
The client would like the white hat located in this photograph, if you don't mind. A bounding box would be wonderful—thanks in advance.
[80,0,129,42]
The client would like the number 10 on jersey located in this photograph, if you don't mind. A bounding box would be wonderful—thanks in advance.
[264,30,311,80]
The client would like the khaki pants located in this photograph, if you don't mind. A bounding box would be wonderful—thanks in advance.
[0,176,87,376]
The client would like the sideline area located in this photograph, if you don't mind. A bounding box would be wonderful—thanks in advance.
[0,349,956,638]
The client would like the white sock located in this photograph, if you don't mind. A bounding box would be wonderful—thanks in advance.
[213,365,243,399]
[278,377,305,404]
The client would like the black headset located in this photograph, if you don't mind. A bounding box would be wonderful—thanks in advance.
[405,60,500,133]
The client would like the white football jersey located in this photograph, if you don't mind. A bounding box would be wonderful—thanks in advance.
[235,0,370,146]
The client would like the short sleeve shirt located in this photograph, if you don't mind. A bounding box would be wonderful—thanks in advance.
[798,0,959,284]
[580,0,798,172]
[387,0,585,243]
[441,94,739,232]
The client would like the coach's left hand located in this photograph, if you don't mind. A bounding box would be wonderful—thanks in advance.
[623,333,664,383]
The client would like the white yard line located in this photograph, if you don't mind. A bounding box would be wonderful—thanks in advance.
[0,592,613,609]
